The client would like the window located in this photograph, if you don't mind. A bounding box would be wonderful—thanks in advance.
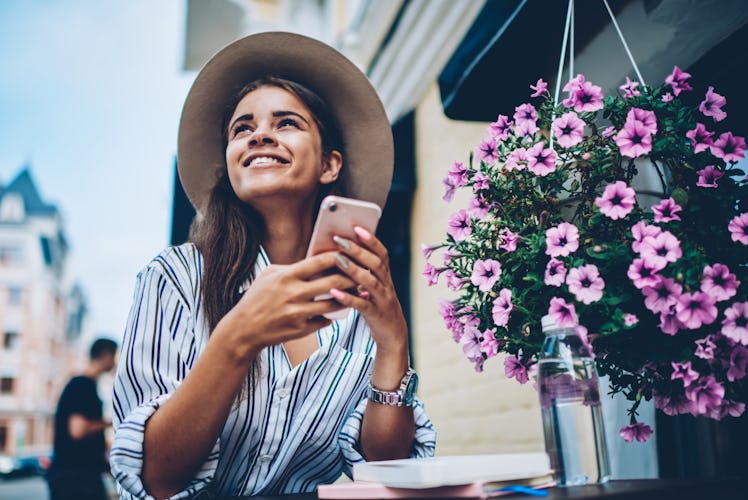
[0,245,23,266]
[0,377,14,394]
[7,286,23,306]
[0,423,7,452]
[3,332,19,350]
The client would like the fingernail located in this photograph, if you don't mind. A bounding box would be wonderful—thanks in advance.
[332,235,352,250]
[353,226,371,240]
[329,288,345,300]
[335,253,350,269]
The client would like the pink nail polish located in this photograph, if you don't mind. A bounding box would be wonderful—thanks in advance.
[353,226,371,240]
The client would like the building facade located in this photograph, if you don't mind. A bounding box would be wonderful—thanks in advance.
[0,168,89,455]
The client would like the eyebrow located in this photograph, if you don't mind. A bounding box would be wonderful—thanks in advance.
[229,110,311,131]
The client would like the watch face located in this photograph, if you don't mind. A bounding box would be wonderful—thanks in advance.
[404,372,419,405]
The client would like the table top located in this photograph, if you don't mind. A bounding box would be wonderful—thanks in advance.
[220,477,744,500]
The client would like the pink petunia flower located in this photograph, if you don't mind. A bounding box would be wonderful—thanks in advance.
[695,336,717,360]
[686,123,715,154]
[595,181,636,220]
[642,276,682,314]
[422,262,443,286]
[566,264,605,304]
[544,258,567,287]
[513,103,538,126]
[701,263,739,302]
[685,375,724,416]
[716,399,746,419]
[665,66,692,96]
[628,257,663,289]
[468,195,490,219]
[671,361,699,386]
[624,313,639,327]
[548,297,577,328]
[699,86,727,122]
[439,300,460,336]
[499,228,520,252]
[651,197,682,223]
[472,172,490,192]
[444,269,465,291]
[420,243,440,260]
[470,259,502,292]
[721,302,748,345]
[639,230,682,269]
[563,74,585,93]
[545,222,579,257]
[620,422,653,443]
[615,120,653,158]
[505,355,530,384]
[661,92,674,103]
[660,306,682,335]
[631,221,663,253]
[505,147,528,171]
[727,345,748,382]
[481,331,500,359]
[475,137,499,164]
[571,80,604,113]
[446,160,470,189]
[526,141,557,176]
[488,114,513,141]
[710,131,747,163]
[530,78,548,98]
[492,288,513,327]
[620,76,640,98]
[442,176,457,202]
[676,292,718,330]
[514,119,539,138]
[551,111,586,148]
[696,165,724,188]
[627,108,657,135]
[728,213,748,244]
[654,389,691,416]
[459,325,484,368]
[447,209,472,241]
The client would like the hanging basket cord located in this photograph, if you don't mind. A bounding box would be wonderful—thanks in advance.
[550,0,646,148]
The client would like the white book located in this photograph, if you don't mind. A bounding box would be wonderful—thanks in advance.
[352,452,552,489]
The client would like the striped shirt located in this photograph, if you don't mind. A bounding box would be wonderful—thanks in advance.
[110,243,436,499]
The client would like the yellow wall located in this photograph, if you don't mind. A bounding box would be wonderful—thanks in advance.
[410,83,545,456]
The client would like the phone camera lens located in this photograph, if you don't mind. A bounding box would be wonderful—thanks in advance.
[329,203,337,212]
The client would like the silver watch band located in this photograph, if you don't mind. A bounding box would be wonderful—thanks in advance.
[367,368,417,407]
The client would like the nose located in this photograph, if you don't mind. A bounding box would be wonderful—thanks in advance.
[248,126,277,147]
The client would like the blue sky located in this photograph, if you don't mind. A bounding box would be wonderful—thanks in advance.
[0,1,194,338]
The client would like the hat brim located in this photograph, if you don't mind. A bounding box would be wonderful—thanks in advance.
[177,31,394,214]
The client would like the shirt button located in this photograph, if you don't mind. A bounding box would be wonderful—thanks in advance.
[277,388,290,398]
[258,454,273,463]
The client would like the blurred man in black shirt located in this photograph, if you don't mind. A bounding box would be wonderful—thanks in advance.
[48,338,117,500]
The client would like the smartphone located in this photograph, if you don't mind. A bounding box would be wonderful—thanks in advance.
[307,195,382,319]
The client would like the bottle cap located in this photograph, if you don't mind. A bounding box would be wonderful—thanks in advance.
[541,314,559,333]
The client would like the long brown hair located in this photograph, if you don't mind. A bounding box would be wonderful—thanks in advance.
[190,76,345,333]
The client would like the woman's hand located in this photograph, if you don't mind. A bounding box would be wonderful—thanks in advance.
[328,227,409,357]
[218,252,357,358]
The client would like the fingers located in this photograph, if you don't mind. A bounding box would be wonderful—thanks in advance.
[331,228,391,288]
[291,252,345,279]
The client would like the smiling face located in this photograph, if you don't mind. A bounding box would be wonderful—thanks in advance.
[225,85,342,211]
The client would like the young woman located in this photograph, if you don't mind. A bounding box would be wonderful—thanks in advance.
[110,32,435,499]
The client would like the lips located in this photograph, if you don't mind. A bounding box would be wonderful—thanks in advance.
[243,154,290,168]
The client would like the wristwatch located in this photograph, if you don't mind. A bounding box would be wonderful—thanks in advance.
[368,368,419,406]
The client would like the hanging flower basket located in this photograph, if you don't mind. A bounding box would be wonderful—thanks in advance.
[422,66,748,442]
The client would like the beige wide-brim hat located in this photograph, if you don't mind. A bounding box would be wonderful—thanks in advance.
[177,31,394,214]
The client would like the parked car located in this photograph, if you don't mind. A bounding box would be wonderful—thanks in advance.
[0,448,52,479]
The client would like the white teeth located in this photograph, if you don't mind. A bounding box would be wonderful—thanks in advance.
[248,156,285,167]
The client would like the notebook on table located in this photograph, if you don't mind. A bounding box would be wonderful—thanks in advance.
[317,452,554,499]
